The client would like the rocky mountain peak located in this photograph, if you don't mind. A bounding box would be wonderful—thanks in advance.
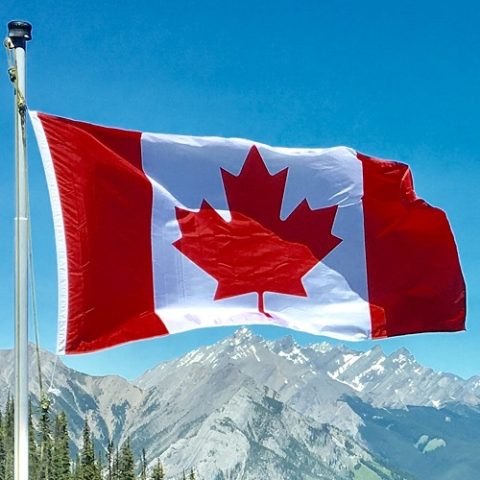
[232,326,255,343]
[272,334,297,353]
[1,331,479,480]
[308,341,333,354]
[389,346,415,363]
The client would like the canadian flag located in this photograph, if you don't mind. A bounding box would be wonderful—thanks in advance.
[30,112,466,354]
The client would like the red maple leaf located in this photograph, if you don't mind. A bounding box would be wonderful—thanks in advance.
[173,146,342,315]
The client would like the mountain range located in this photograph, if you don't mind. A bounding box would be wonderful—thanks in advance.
[1,328,479,480]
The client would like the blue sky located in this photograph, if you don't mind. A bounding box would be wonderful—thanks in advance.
[1,0,479,380]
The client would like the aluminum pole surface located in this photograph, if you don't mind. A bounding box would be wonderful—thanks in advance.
[7,20,32,480]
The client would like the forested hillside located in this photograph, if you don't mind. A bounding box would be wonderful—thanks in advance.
[0,398,195,480]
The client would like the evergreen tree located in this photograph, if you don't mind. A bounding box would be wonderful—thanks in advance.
[38,396,54,479]
[140,448,147,480]
[0,409,6,480]
[0,397,194,480]
[113,445,120,480]
[71,453,81,480]
[150,459,165,480]
[106,439,114,480]
[52,411,71,480]
[95,450,104,479]
[28,400,39,480]
[118,438,135,480]
[78,419,101,480]
[5,395,14,480]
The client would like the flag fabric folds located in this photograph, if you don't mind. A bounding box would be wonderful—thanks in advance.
[30,111,466,354]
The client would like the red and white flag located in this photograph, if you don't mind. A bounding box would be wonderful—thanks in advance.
[30,112,466,354]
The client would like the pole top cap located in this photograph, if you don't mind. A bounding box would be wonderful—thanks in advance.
[7,21,32,47]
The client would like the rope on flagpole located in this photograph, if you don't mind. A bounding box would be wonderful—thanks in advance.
[6,27,56,480]
[28,210,47,402]
[4,38,27,151]
[5,20,32,480]
[46,355,60,397]
[5,25,51,415]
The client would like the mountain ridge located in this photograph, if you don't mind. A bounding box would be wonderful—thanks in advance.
[0,329,479,479]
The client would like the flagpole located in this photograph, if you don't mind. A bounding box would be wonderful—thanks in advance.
[6,20,32,480]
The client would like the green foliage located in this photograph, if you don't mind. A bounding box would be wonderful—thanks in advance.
[140,448,147,480]
[0,410,6,480]
[78,419,101,480]
[106,439,115,480]
[28,401,40,480]
[52,411,72,480]
[150,459,165,480]
[71,453,80,480]
[0,399,175,480]
[38,396,54,479]
[4,396,14,480]
[118,438,135,480]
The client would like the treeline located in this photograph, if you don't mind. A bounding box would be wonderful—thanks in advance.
[0,397,197,480]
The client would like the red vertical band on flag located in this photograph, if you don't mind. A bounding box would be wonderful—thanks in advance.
[358,152,466,338]
[38,114,168,353]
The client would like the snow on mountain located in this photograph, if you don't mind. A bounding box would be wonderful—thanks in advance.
[1,329,479,480]
[0,346,143,448]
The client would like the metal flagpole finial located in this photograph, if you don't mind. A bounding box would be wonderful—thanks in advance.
[7,21,32,48]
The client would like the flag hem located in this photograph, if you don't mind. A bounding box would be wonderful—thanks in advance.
[29,111,69,354]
